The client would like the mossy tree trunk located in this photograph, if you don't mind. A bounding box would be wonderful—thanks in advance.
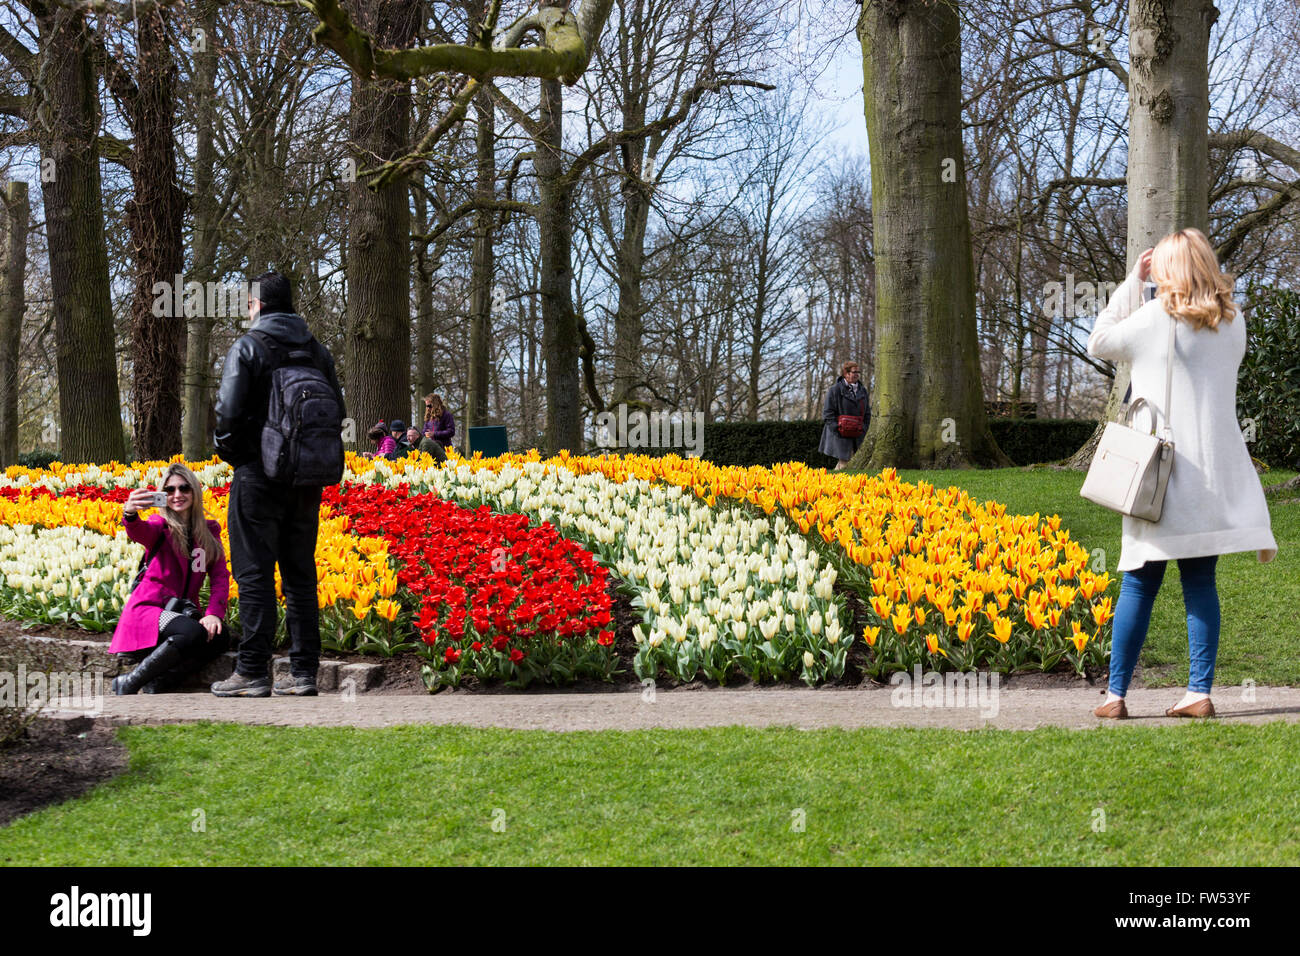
[850,0,1006,470]
[35,6,125,463]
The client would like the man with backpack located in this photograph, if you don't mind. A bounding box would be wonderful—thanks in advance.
[211,271,346,697]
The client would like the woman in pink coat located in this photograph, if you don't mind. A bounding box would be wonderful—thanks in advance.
[109,463,231,694]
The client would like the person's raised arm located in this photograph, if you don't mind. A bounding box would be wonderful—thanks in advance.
[1087,249,1153,362]
[122,490,165,550]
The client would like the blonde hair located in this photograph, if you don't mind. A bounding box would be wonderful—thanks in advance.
[1150,228,1238,330]
[156,463,221,570]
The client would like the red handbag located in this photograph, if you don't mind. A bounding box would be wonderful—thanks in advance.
[836,390,868,438]
[837,414,864,438]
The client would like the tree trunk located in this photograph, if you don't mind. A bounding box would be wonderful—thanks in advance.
[183,0,220,461]
[613,135,651,406]
[747,198,774,422]
[537,70,581,454]
[851,0,1006,469]
[0,180,28,467]
[1066,0,1217,468]
[411,178,436,408]
[127,6,186,460]
[467,87,494,429]
[344,0,420,438]
[36,7,125,463]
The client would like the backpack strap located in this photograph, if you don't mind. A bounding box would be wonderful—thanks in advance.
[248,328,284,371]
[250,328,320,370]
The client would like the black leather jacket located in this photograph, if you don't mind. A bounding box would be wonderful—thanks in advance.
[213,311,346,469]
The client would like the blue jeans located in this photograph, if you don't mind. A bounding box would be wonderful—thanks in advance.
[1107,556,1220,697]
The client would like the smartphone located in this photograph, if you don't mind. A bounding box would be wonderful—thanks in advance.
[150,491,168,510]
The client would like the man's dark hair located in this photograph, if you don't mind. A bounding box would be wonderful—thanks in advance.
[250,271,294,314]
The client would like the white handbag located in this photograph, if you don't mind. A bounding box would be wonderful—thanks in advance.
[1079,317,1176,521]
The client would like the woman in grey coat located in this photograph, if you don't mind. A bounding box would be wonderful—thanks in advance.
[819,361,869,469]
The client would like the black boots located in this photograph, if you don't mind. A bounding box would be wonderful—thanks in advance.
[112,638,184,695]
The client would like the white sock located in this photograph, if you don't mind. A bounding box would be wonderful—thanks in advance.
[1105,691,1124,704]
[1175,690,1210,709]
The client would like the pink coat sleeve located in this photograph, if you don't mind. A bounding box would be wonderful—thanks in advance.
[124,512,166,552]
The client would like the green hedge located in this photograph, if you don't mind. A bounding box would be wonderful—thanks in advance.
[987,418,1095,467]
[16,450,62,469]
[1237,283,1300,468]
[617,418,1094,468]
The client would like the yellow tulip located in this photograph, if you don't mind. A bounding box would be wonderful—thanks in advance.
[992,617,1012,644]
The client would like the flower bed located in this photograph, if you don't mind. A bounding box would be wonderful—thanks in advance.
[365,452,1115,678]
[3,451,1116,685]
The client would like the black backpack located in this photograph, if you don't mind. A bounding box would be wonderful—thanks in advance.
[250,329,345,486]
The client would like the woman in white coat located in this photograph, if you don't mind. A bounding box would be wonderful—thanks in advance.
[1086,228,1276,720]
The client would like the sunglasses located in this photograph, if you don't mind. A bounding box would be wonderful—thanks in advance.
[163,484,193,495]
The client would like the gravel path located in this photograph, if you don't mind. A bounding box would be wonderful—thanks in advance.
[42,684,1300,731]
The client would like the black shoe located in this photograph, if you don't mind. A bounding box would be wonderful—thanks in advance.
[211,671,272,698]
[112,639,184,695]
[273,675,318,696]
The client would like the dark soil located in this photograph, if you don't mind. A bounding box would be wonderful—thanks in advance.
[0,719,128,830]
[0,616,101,642]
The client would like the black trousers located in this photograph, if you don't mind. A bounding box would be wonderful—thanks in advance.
[228,463,322,678]
[123,615,229,675]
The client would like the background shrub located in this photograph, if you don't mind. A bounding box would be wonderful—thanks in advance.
[613,418,1093,468]
[1237,282,1300,468]
[16,450,61,469]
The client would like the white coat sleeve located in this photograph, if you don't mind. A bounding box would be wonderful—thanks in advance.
[1086,270,1147,362]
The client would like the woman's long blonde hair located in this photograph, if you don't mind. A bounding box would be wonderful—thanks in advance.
[1150,228,1239,330]
[157,463,221,570]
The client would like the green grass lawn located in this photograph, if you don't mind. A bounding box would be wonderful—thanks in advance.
[2,722,1297,865]
[896,466,1300,689]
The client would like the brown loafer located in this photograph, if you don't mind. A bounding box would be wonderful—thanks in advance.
[1094,698,1128,719]
[1165,698,1215,718]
